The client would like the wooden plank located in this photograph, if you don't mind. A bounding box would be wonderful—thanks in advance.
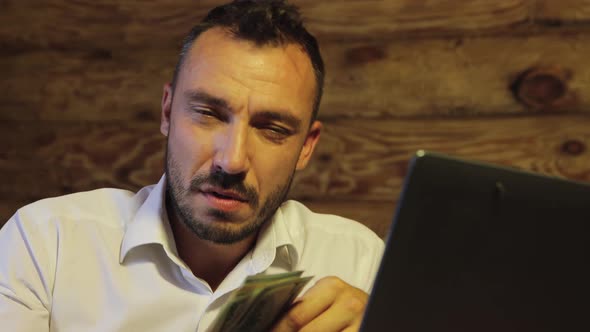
[0,48,175,121]
[3,115,589,204]
[295,0,531,40]
[536,0,590,22]
[0,0,217,51]
[1,121,165,199]
[0,0,531,52]
[321,32,590,118]
[294,115,590,200]
[3,32,590,122]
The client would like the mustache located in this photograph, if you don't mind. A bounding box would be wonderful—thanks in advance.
[189,169,259,206]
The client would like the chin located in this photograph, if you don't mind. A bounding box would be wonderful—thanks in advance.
[186,215,264,245]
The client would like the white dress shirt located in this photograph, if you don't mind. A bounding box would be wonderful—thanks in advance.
[0,175,384,332]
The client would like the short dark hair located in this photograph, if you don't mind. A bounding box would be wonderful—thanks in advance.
[171,0,325,122]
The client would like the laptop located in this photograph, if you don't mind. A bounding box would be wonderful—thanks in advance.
[360,151,590,332]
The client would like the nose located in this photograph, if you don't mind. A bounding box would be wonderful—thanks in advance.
[213,123,250,175]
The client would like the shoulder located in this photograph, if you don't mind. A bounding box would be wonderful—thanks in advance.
[279,200,383,247]
[9,184,156,230]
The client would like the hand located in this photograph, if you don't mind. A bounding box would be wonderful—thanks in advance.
[271,276,368,332]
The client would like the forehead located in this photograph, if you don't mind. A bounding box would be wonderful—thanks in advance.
[176,28,316,122]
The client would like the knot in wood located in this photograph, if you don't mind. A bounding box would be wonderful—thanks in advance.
[561,139,586,156]
[317,153,333,163]
[345,45,386,66]
[511,65,572,110]
[88,48,113,60]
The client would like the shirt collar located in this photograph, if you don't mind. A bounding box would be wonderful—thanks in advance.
[119,175,176,263]
[250,203,300,273]
[119,175,301,272]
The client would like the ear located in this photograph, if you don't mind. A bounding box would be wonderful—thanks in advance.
[160,83,173,137]
[296,120,322,170]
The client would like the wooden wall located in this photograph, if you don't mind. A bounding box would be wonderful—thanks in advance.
[2,0,590,237]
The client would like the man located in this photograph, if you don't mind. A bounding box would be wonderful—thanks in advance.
[0,1,384,331]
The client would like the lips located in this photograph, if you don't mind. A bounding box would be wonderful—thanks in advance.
[202,187,248,202]
[199,186,250,212]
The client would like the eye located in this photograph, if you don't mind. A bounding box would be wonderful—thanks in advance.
[259,124,292,142]
[192,107,215,117]
[191,107,226,122]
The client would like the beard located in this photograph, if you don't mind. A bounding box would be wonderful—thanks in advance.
[165,150,294,245]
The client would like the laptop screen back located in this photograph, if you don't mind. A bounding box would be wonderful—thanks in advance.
[361,151,590,332]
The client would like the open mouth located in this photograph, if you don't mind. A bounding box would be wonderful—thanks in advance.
[200,188,250,212]
[210,192,236,199]
[205,189,248,202]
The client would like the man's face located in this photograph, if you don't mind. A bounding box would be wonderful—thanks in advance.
[160,28,321,244]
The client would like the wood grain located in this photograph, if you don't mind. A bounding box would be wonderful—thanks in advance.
[536,0,590,22]
[294,0,531,40]
[3,32,590,122]
[322,32,590,118]
[0,48,175,121]
[3,113,589,204]
[0,0,215,51]
[0,0,531,52]
[1,121,165,201]
[294,115,590,200]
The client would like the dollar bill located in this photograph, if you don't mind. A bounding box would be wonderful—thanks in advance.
[210,271,312,332]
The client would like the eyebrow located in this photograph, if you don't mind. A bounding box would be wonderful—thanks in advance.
[184,89,233,112]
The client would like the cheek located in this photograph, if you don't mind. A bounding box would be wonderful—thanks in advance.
[168,123,213,174]
[254,145,300,185]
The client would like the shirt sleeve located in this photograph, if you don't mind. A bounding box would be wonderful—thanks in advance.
[0,211,54,331]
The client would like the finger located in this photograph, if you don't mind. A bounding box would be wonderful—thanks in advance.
[295,276,342,302]
[300,287,367,331]
[271,294,332,332]
[271,277,342,332]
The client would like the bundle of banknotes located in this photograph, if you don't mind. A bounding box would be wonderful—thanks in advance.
[209,271,312,332]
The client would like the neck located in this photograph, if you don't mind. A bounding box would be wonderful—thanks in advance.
[168,212,257,291]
